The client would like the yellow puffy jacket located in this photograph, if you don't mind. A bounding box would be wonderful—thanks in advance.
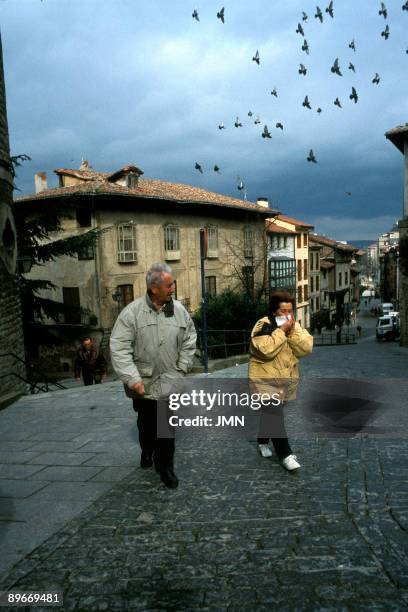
[248,317,313,402]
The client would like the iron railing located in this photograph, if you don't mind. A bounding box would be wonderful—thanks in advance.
[0,352,67,394]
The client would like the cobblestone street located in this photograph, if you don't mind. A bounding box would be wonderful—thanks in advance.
[0,309,408,610]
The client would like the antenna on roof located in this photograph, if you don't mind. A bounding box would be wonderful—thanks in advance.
[237,176,247,200]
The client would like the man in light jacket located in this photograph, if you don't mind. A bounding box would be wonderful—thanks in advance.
[110,263,197,489]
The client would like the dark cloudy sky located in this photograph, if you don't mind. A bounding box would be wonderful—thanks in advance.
[1,0,407,240]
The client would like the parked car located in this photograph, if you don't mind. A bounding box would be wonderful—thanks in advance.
[376,313,400,341]
[379,302,394,315]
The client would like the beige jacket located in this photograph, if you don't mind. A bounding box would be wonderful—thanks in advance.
[248,317,313,401]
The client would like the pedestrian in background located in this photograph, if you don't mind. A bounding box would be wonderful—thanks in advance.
[248,291,313,471]
[109,263,196,489]
[74,337,107,386]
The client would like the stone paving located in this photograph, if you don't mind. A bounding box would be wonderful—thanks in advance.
[0,308,408,610]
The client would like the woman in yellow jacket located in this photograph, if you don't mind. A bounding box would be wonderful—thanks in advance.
[249,291,313,471]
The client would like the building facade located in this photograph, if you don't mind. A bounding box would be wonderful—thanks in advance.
[16,162,274,374]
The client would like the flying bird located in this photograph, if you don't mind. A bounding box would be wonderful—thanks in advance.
[303,95,312,109]
[348,62,356,72]
[331,58,342,76]
[195,162,203,173]
[299,63,307,75]
[217,7,225,23]
[218,122,225,130]
[192,9,199,21]
[381,24,390,39]
[403,1,408,10]
[334,97,342,108]
[315,6,324,22]
[252,50,260,65]
[234,117,243,127]
[316,107,322,114]
[254,115,261,125]
[276,122,284,130]
[214,165,221,174]
[379,2,387,18]
[307,149,317,163]
[372,72,381,84]
[346,191,352,196]
[302,39,310,54]
[325,1,334,17]
[302,11,308,21]
[349,39,356,51]
[349,86,358,103]
[296,23,305,36]
[262,125,272,139]
[248,110,253,117]
[271,87,278,97]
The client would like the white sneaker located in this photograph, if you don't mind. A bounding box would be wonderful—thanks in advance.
[258,444,273,458]
[281,454,301,471]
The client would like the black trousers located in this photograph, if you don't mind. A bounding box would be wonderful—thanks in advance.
[133,398,175,471]
[257,402,292,460]
[83,373,102,386]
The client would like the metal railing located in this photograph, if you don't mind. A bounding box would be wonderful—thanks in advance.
[0,352,67,394]
[312,332,356,346]
[196,329,251,360]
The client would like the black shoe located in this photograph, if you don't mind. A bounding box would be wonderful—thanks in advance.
[140,450,153,469]
[160,468,179,489]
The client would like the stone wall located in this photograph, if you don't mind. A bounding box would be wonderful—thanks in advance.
[0,34,26,406]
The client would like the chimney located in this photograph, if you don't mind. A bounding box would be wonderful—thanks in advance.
[35,172,47,194]
[80,159,90,170]
[257,197,269,208]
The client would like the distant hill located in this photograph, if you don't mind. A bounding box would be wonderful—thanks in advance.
[346,239,375,250]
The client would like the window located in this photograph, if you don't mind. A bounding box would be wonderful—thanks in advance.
[297,234,302,249]
[338,272,342,287]
[311,276,314,292]
[323,270,327,279]
[244,228,254,258]
[117,284,134,311]
[315,252,319,270]
[242,266,254,296]
[304,284,309,301]
[126,173,138,189]
[316,297,320,310]
[207,226,218,255]
[316,276,319,291]
[283,236,287,248]
[303,259,308,278]
[164,224,180,252]
[117,224,137,263]
[205,276,217,297]
[269,259,296,291]
[77,244,94,260]
[62,287,81,324]
[173,279,178,299]
[297,259,302,281]
[76,207,92,228]
[303,233,308,247]
[298,285,303,304]
[345,271,348,285]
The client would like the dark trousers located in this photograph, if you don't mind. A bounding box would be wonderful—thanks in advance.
[133,398,175,471]
[83,373,102,386]
[257,403,292,460]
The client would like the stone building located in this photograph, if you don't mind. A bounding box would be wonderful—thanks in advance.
[271,214,314,328]
[0,33,26,407]
[16,162,275,375]
[310,234,358,328]
[386,124,408,347]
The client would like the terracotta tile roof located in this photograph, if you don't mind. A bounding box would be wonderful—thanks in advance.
[310,233,357,253]
[275,213,314,229]
[16,168,276,216]
[320,260,335,270]
[266,221,297,234]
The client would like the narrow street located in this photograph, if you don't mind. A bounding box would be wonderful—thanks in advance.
[0,305,407,610]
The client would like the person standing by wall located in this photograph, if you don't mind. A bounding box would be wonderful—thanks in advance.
[74,337,107,385]
[109,263,197,489]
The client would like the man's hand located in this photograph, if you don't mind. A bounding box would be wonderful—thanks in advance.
[281,317,295,335]
[131,381,145,396]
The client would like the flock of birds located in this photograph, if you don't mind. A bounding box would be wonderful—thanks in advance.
[191,2,407,192]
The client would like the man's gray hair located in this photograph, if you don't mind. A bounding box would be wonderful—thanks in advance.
[146,263,173,288]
